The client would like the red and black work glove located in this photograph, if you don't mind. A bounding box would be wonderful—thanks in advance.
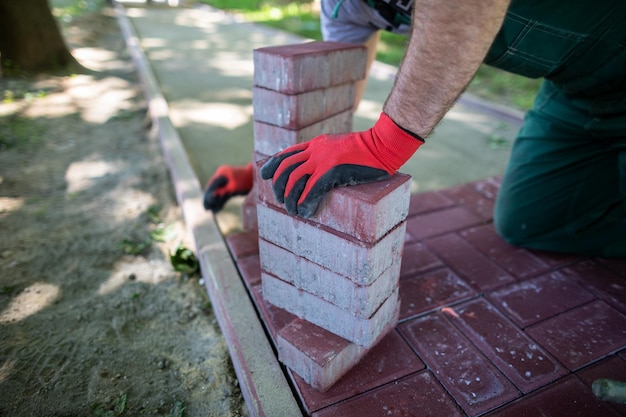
[203,162,254,212]
[259,112,424,218]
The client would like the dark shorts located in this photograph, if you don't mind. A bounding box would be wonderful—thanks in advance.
[320,0,411,44]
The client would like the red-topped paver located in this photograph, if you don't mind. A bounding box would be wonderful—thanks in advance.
[398,268,477,320]
[398,241,445,278]
[447,298,568,394]
[311,372,465,417]
[223,176,626,416]
[400,312,521,416]
[425,233,515,291]
[292,330,426,414]
[253,41,367,94]
[526,300,626,371]
[561,260,626,314]
[488,271,596,328]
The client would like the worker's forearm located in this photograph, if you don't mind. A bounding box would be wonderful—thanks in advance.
[383,0,511,138]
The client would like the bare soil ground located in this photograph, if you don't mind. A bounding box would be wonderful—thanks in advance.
[0,9,248,417]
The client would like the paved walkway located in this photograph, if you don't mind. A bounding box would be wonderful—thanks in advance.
[114,2,626,416]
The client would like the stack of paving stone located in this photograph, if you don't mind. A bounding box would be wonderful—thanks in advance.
[248,41,412,392]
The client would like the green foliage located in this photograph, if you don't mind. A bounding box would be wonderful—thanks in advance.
[169,244,200,275]
[196,0,266,12]
[150,223,177,242]
[0,116,47,151]
[146,203,163,224]
[169,401,186,417]
[0,285,19,295]
[469,65,541,111]
[117,238,152,255]
[91,393,127,417]
[3,88,48,104]
[377,31,407,68]
[51,0,108,19]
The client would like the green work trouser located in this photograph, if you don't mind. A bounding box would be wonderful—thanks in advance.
[489,1,626,257]
[494,81,626,257]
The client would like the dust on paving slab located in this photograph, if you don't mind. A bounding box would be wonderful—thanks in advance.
[0,8,248,417]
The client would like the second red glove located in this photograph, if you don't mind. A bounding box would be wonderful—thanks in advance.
[203,162,254,212]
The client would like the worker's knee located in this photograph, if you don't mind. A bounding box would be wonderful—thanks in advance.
[493,190,561,250]
[493,201,537,248]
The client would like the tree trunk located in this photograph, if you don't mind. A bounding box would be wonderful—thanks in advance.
[0,0,77,73]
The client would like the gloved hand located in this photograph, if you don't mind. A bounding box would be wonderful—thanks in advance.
[260,112,423,218]
[203,162,254,212]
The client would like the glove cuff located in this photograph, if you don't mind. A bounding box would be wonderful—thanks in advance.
[372,112,424,173]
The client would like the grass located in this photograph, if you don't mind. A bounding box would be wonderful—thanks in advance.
[196,0,540,111]
[0,115,48,151]
[51,0,107,19]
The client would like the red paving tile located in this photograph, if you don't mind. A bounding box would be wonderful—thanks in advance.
[526,300,626,371]
[223,178,626,416]
[425,233,515,291]
[398,268,477,320]
[311,371,465,417]
[225,229,259,260]
[236,253,262,289]
[441,179,498,221]
[561,260,626,314]
[399,312,520,416]
[445,298,568,394]
[596,257,626,278]
[408,190,455,217]
[460,224,558,279]
[291,330,425,414]
[399,241,444,278]
[483,375,623,417]
[253,41,367,95]
[406,206,483,240]
[488,271,596,328]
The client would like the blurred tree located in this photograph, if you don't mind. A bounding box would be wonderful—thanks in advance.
[0,0,77,73]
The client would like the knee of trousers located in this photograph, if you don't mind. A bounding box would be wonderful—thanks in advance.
[493,196,546,248]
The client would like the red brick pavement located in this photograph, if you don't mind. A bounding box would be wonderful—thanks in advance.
[226,177,626,417]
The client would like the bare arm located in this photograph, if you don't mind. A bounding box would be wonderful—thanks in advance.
[384,0,511,138]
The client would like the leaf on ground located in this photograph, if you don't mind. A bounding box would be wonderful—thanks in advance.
[150,223,177,242]
[170,400,185,417]
[91,392,127,417]
[118,238,151,255]
[146,203,163,224]
[169,244,199,275]
[0,285,18,295]
[488,134,510,150]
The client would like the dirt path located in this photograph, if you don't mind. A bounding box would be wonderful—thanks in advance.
[0,9,248,417]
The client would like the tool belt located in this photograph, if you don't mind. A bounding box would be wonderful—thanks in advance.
[363,0,413,27]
